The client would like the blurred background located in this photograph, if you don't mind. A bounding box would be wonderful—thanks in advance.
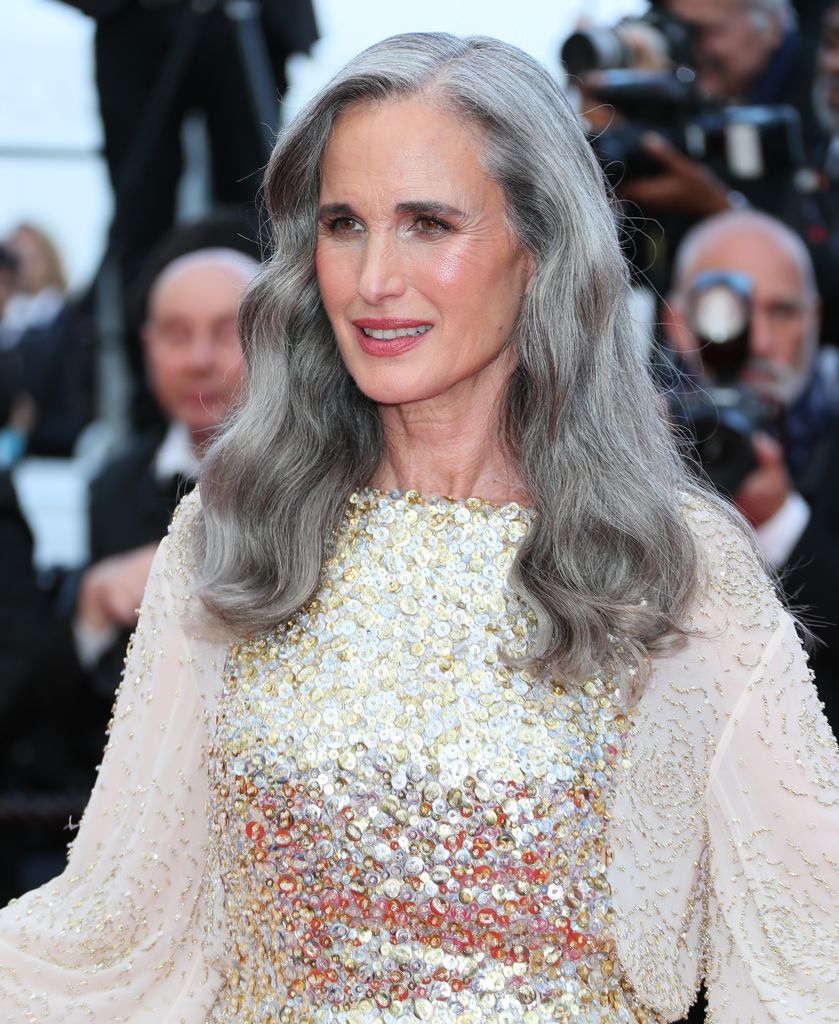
[0,0,643,293]
[1,10,838,1024]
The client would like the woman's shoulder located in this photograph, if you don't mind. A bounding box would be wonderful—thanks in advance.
[171,483,203,529]
[152,486,205,601]
[677,486,784,637]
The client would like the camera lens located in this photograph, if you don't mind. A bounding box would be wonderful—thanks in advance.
[560,29,631,77]
[691,282,749,344]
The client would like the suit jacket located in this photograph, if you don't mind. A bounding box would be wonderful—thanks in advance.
[84,430,195,697]
[89,429,189,561]
[14,432,194,790]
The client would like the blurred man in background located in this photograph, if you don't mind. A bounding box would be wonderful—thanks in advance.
[73,244,256,678]
[664,0,816,114]
[0,223,259,903]
[54,0,316,428]
[663,208,839,735]
[618,0,823,212]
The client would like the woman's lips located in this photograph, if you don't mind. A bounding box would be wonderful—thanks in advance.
[352,318,433,358]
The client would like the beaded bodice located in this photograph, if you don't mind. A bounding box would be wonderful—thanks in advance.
[207,490,656,1023]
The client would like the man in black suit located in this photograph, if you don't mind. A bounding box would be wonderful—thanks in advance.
[0,241,257,901]
[663,208,839,736]
[73,244,257,690]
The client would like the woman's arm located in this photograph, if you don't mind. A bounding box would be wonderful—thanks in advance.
[0,491,228,1022]
[704,608,839,1021]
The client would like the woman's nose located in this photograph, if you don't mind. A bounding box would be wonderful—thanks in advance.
[357,234,406,304]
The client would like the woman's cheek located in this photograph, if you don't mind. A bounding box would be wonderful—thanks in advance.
[419,243,480,291]
[316,248,354,310]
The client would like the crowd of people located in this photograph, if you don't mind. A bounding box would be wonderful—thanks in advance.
[0,2,838,1021]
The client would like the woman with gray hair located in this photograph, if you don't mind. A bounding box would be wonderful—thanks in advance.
[1,31,836,1024]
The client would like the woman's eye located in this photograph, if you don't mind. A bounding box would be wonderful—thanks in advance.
[325,217,363,235]
[415,217,449,235]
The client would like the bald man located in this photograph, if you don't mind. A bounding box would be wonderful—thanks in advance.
[667,209,823,428]
[665,209,839,735]
[74,247,257,664]
[0,241,259,901]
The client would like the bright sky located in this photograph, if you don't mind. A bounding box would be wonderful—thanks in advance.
[0,0,644,288]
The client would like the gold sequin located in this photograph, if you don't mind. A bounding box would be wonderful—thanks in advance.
[207,490,658,1023]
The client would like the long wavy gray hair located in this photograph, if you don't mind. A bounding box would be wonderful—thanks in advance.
[195,31,712,685]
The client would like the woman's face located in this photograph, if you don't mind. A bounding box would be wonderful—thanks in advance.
[315,97,532,409]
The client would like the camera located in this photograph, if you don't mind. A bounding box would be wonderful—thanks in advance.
[586,71,804,190]
[667,271,786,498]
[560,9,695,78]
[561,9,805,193]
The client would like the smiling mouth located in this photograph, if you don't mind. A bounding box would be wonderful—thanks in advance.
[359,325,432,340]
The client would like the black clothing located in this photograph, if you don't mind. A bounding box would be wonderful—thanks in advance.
[85,430,194,697]
[0,472,47,721]
[0,303,95,458]
[744,29,825,159]
[89,430,188,561]
[0,474,85,905]
[60,429,193,759]
[0,433,194,902]
[87,0,316,285]
[783,422,839,737]
[56,0,316,428]
[793,0,834,40]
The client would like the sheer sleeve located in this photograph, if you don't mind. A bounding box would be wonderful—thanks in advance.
[699,510,839,1020]
[607,495,839,1020]
[0,491,228,1022]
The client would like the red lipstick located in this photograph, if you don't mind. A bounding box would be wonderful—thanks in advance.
[351,318,433,358]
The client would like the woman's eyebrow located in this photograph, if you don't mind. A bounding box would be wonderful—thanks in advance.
[395,200,466,218]
[318,202,356,218]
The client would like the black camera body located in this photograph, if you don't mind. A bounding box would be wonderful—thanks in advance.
[667,271,783,498]
[561,7,805,194]
[587,71,804,191]
[561,9,695,78]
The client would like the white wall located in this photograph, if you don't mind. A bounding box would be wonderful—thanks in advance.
[0,0,644,291]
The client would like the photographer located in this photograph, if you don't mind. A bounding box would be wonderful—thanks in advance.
[664,0,821,142]
[621,0,822,203]
[566,1,825,294]
[664,209,839,735]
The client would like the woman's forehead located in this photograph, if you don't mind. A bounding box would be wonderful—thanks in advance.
[319,98,490,198]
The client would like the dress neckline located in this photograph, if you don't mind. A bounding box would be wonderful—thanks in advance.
[352,486,535,518]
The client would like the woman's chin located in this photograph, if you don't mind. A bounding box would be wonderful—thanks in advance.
[351,372,447,409]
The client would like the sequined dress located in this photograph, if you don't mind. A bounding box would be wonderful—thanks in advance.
[1,489,838,1024]
[208,491,642,1022]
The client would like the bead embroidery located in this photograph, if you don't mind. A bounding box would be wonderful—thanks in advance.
[208,490,659,1022]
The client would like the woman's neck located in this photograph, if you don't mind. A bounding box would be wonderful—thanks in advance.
[370,386,528,506]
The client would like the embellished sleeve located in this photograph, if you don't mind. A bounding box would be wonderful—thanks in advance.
[691,498,839,1021]
[0,490,228,1022]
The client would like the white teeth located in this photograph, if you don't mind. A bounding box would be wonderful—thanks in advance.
[361,325,431,340]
